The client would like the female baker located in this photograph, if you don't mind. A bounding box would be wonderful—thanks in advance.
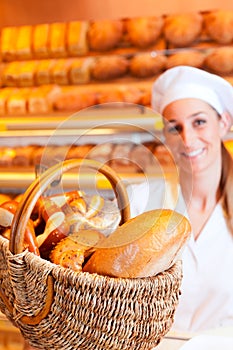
[128,65,233,332]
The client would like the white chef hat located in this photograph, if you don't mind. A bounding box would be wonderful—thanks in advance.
[152,65,233,119]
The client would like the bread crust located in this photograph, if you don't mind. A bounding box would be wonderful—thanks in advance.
[83,209,191,278]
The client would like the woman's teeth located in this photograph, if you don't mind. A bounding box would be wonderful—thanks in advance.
[184,148,204,157]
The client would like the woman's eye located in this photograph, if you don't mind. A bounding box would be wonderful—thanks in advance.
[194,119,206,127]
[167,125,182,134]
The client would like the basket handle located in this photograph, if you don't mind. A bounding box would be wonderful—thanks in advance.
[10,158,131,255]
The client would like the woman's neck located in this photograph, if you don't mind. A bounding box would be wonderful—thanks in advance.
[179,166,221,240]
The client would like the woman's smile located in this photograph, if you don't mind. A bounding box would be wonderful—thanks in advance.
[182,147,205,159]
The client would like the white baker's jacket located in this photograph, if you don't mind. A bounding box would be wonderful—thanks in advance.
[127,178,233,332]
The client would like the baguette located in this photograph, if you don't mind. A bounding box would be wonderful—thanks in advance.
[83,209,191,278]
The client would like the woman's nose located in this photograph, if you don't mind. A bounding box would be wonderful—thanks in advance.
[180,126,194,146]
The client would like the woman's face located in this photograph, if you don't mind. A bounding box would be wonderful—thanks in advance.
[162,98,228,175]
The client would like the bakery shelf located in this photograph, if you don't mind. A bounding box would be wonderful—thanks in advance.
[0,104,163,147]
[0,168,174,193]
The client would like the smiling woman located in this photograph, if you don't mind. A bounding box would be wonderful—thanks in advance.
[128,66,233,332]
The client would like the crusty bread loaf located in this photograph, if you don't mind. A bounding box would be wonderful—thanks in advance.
[83,209,191,278]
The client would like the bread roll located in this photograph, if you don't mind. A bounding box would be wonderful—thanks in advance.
[91,56,129,81]
[129,53,166,78]
[83,209,191,278]
[66,21,89,56]
[53,86,97,112]
[204,47,233,74]
[164,13,203,47]
[166,50,205,69]
[204,10,233,44]
[50,230,105,272]
[125,16,164,48]
[87,19,124,51]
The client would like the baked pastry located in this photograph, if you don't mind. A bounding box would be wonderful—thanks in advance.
[69,57,94,84]
[125,16,164,48]
[2,62,20,87]
[48,22,67,58]
[0,87,16,115]
[204,47,233,74]
[32,23,50,58]
[166,50,205,69]
[0,147,16,166]
[204,10,233,44]
[53,86,97,112]
[97,85,143,104]
[27,86,54,114]
[129,53,166,78]
[110,143,139,173]
[0,193,12,205]
[140,88,152,106]
[66,144,94,160]
[87,19,124,51]
[87,143,114,164]
[83,209,191,278]
[18,60,38,87]
[15,25,33,60]
[34,59,55,85]
[164,12,203,47]
[66,21,89,56]
[6,88,30,115]
[1,26,18,62]
[51,59,73,85]
[50,230,104,272]
[91,56,129,80]
[12,146,37,166]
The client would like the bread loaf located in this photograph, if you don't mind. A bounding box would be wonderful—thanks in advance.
[35,59,55,85]
[48,22,67,58]
[32,23,50,58]
[15,25,32,60]
[1,26,18,62]
[83,209,191,278]
[66,21,89,56]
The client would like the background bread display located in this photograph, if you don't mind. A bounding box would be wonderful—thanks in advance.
[0,10,233,114]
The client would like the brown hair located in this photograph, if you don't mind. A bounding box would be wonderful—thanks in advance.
[220,142,233,235]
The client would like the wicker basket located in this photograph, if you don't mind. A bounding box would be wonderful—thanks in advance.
[0,159,182,350]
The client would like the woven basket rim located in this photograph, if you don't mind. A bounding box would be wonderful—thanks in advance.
[1,234,182,286]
